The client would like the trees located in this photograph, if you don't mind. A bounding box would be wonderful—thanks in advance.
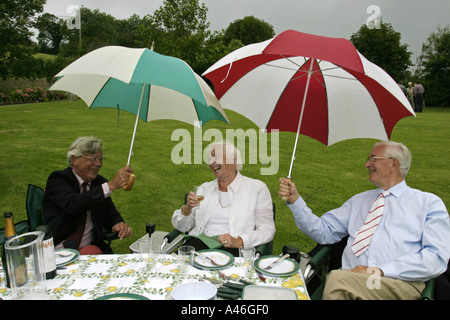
[35,13,69,55]
[223,16,275,46]
[135,0,211,73]
[350,21,411,82]
[0,0,45,79]
[416,25,450,107]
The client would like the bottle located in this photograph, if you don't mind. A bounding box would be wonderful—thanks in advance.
[34,207,57,279]
[2,212,27,288]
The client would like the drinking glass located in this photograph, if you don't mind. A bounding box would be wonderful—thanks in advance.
[239,247,256,267]
[193,186,204,207]
[150,242,165,278]
[239,247,256,279]
[177,245,194,274]
[139,236,152,254]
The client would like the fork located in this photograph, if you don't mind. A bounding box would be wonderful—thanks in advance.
[263,253,290,270]
[194,251,220,266]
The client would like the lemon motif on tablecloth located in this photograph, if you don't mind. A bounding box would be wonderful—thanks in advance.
[282,276,308,300]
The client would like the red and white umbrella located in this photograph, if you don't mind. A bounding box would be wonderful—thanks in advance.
[203,30,415,178]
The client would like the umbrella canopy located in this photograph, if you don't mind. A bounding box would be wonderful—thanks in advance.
[50,45,229,165]
[203,30,415,177]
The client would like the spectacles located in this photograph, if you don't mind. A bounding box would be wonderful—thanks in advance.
[82,155,104,163]
[366,156,392,164]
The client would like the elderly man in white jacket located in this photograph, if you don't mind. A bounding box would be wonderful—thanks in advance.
[171,141,275,255]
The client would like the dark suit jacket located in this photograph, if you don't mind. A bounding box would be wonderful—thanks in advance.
[43,167,124,253]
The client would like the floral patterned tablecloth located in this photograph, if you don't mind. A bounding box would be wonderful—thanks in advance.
[0,253,309,300]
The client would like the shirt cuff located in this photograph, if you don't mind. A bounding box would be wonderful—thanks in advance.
[102,182,112,198]
[287,196,307,213]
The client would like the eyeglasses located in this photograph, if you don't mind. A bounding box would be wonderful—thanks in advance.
[82,155,104,163]
[366,156,392,164]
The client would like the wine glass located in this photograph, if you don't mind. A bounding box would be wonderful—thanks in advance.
[146,221,155,237]
[193,186,204,207]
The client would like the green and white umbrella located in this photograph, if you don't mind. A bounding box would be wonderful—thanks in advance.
[50,45,229,165]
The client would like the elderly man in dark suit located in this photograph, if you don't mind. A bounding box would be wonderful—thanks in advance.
[43,136,133,254]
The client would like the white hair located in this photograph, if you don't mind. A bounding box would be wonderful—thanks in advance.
[374,141,412,177]
[67,136,102,166]
[206,141,243,172]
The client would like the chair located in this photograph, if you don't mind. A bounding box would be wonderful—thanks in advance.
[26,184,119,249]
[26,184,45,230]
[160,194,275,256]
[303,237,436,300]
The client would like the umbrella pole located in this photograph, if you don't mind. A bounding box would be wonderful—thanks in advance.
[127,84,146,166]
[287,59,315,179]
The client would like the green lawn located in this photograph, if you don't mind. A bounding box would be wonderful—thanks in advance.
[1,101,449,254]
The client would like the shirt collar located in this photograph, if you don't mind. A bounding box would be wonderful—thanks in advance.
[385,180,408,198]
[214,171,243,192]
[72,169,90,189]
[228,171,243,192]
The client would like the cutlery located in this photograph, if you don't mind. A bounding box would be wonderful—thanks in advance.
[219,271,255,286]
[194,251,220,266]
[263,253,290,270]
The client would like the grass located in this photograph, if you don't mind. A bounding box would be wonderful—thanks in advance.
[1,101,449,255]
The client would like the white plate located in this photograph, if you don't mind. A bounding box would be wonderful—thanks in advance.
[254,255,299,277]
[55,248,79,267]
[193,249,234,270]
[171,282,217,300]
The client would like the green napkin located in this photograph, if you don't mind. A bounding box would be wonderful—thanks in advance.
[184,233,222,249]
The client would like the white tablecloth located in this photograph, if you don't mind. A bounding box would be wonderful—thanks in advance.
[0,253,309,300]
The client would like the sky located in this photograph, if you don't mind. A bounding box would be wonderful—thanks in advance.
[42,0,450,65]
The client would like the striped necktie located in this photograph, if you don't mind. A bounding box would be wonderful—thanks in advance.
[352,191,390,257]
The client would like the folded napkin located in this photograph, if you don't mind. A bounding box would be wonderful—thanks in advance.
[184,233,222,249]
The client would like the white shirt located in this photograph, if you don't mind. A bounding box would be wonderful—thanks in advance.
[172,172,275,247]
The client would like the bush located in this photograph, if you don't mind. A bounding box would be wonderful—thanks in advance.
[0,86,67,104]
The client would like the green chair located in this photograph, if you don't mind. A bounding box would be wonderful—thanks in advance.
[161,194,275,256]
[304,238,436,300]
[26,184,45,230]
[26,184,119,249]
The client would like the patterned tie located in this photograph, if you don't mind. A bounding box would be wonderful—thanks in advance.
[352,191,390,257]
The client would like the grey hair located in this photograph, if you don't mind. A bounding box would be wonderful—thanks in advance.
[67,136,103,166]
[207,141,243,172]
[374,141,412,177]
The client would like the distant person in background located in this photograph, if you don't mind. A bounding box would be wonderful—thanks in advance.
[414,81,425,112]
[43,136,133,254]
[398,81,406,96]
[406,82,415,108]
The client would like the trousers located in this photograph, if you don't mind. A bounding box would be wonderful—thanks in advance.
[322,269,425,300]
